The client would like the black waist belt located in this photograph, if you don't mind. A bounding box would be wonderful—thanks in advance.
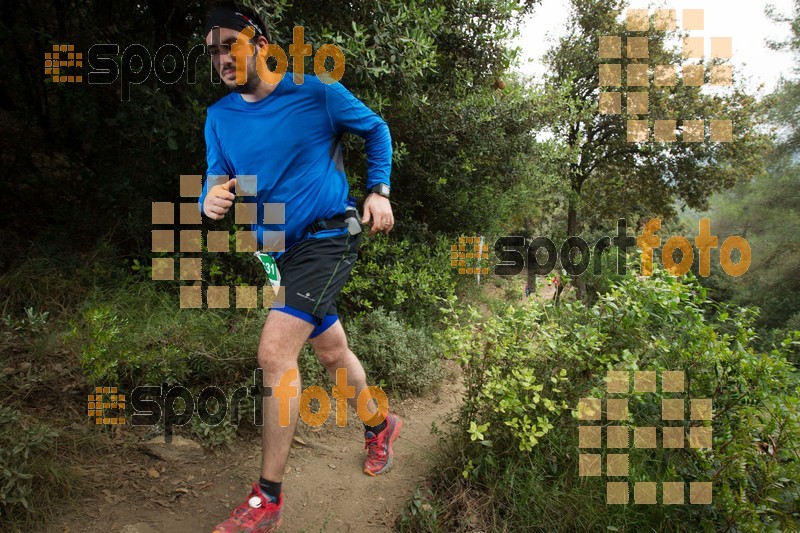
[306,214,348,235]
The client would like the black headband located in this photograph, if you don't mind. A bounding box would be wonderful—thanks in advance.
[204,6,264,39]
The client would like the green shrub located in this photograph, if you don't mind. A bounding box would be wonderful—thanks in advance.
[397,486,442,532]
[0,248,98,317]
[580,245,628,303]
[0,407,61,524]
[0,308,49,342]
[503,282,522,302]
[188,415,239,449]
[346,308,443,397]
[432,266,800,531]
[755,321,800,367]
[69,283,267,388]
[340,234,456,328]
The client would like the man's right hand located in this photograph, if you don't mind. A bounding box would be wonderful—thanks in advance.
[203,178,237,220]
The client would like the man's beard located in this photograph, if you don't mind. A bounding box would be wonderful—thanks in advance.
[222,64,260,94]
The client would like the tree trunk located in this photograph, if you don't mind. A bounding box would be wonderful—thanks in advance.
[567,198,578,238]
[567,186,588,301]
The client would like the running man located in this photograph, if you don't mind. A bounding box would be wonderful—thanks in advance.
[198,4,401,531]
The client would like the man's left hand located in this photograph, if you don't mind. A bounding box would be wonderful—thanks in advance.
[362,193,394,236]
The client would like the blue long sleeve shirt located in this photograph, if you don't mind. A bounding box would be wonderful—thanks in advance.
[198,74,392,256]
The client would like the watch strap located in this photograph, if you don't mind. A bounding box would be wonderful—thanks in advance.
[369,183,390,198]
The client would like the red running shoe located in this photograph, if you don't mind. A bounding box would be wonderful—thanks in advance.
[212,483,283,533]
[363,412,402,476]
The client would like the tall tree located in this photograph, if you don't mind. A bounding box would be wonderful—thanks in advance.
[537,0,768,239]
[708,0,800,329]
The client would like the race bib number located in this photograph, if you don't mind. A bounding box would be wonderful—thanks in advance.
[254,252,281,287]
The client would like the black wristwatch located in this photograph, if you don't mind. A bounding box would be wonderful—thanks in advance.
[369,183,390,198]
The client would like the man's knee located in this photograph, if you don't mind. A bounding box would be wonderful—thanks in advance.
[257,332,306,375]
[258,345,294,375]
[257,310,314,373]
[310,332,348,368]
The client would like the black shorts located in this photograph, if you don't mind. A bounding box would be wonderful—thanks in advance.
[273,231,360,330]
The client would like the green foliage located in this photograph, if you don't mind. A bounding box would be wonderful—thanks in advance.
[702,154,800,330]
[0,407,60,522]
[397,486,442,532]
[536,0,769,240]
[1,0,541,276]
[188,416,239,450]
[766,0,800,155]
[1,308,49,344]
[73,304,130,384]
[699,0,800,331]
[439,301,572,472]
[67,272,446,415]
[202,226,263,287]
[760,327,800,368]
[311,0,444,95]
[0,243,110,317]
[346,308,444,397]
[503,283,523,302]
[340,234,456,328]
[433,267,800,531]
[579,245,629,304]
[68,283,267,388]
[271,0,539,237]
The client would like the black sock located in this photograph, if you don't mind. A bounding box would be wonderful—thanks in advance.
[364,419,387,435]
[258,477,281,504]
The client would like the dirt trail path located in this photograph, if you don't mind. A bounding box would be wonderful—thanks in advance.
[53,368,462,533]
[480,268,560,304]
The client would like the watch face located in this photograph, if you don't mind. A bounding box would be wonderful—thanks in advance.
[372,184,390,197]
